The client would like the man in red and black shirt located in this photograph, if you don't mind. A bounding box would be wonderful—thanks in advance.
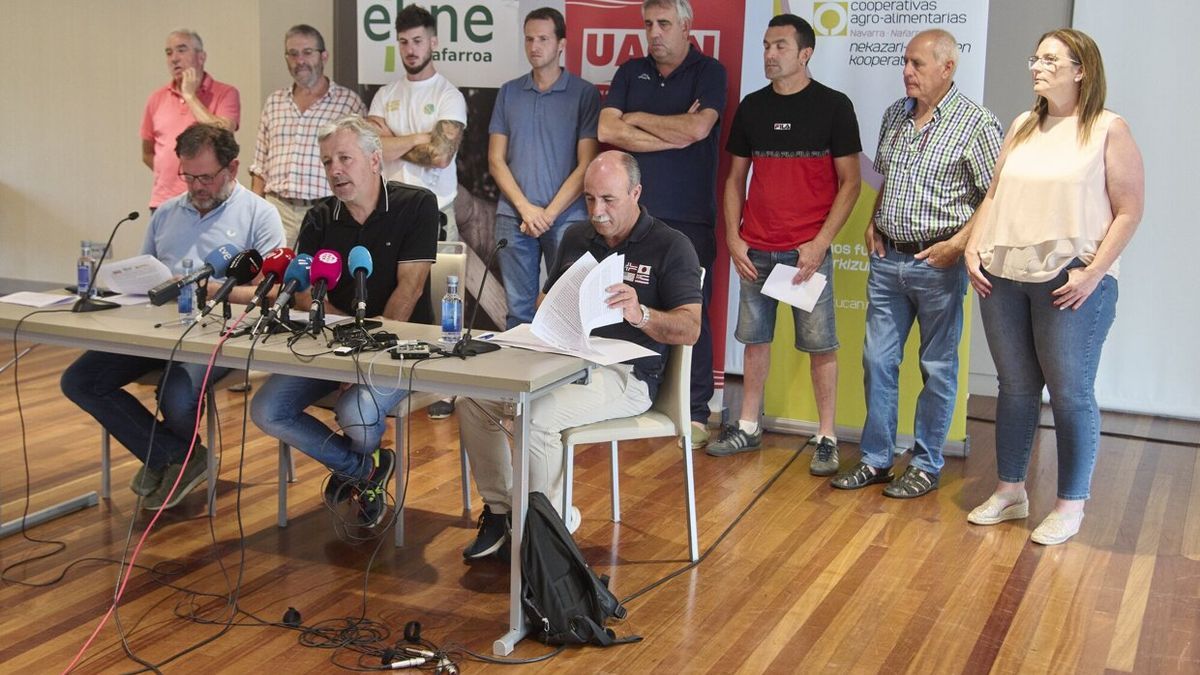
[710,14,861,473]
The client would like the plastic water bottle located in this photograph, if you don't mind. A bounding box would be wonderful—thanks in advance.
[76,240,95,299]
[178,257,196,324]
[441,275,463,344]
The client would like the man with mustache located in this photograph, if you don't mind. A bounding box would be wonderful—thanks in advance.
[141,29,240,211]
[598,0,727,449]
[250,24,365,246]
[367,4,467,243]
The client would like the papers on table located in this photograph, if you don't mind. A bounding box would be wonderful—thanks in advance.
[490,324,656,367]
[97,255,172,295]
[532,252,625,354]
[761,264,828,313]
[0,291,76,308]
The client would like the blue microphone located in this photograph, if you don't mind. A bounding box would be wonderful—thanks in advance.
[348,245,373,324]
[147,242,238,305]
[266,253,313,320]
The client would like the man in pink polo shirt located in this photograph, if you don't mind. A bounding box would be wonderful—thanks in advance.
[141,30,240,209]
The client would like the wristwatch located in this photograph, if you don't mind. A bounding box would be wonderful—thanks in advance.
[630,303,650,329]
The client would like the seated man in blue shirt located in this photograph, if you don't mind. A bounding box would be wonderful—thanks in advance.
[61,123,285,510]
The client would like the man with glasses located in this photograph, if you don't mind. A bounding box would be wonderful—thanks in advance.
[141,30,240,211]
[62,124,284,511]
[251,24,365,246]
[830,29,1001,497]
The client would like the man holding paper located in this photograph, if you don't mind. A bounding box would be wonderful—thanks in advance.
[831,30,1001,497]
[458,151,701,559]
[711,14,860,472]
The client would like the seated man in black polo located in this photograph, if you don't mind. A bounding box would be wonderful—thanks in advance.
[458,150,703,558]
[247,116,438,528]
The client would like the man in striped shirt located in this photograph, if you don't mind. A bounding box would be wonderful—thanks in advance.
[831,30,1002,498]
[251,24,365,245]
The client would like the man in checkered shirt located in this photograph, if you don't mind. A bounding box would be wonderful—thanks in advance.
[831,30,1002,498]
[250,24,365,246]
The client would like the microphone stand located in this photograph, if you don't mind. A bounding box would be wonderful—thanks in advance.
[73,211,139,313]
[452,239,508,358]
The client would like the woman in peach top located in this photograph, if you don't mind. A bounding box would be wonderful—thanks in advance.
[964,29,1144,545]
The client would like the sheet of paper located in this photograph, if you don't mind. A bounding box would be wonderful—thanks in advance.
[492,323,656,367]
[0,291,76,308]
[761,265,827,313]
[532,252,596,351]
[97,255,173,295]
[579,252,625,335]
[105,294,152,306]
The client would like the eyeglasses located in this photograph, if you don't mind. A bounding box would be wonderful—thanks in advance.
[1026,55,1081,72]
[179,164,229,185]
[285,48,324,60]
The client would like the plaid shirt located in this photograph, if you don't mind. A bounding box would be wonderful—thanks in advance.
[250,80,365,200]
[872,85,1002,242]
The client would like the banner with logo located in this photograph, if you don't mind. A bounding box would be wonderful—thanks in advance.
[564,0,746,405]
[356,0,524,86]
[747,0,990,453]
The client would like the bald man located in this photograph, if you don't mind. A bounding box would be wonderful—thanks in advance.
[457,150,702,559]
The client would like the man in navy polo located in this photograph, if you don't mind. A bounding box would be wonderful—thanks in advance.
[599,0,727,448]
[489,7,600,328]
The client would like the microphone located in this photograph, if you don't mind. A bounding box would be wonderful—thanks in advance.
[348,245,373,325]
[200,249,263,317]
[452,238,507,358]
[148,243,238,306]
[308,249,343,328]
[72,211,140,313]
[264,253,313,321]
[245,247,295,312]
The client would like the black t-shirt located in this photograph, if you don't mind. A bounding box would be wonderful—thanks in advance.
[546,207,702,398]
[298,181,438,323]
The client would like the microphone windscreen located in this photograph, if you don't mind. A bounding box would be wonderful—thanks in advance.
[227,249,263,283]
[283,254,314,292]
[348,246,373,278]
[310,249,343,289]
[128,211,140,221]
[497,238,508,249]
[203,243,239,277]
[261,247,296,278]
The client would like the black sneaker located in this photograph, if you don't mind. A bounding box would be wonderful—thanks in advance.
[427,397,456,420]
[356,448,395,527]
[463,505,509,559]
[323,471,357,508]
[809,436,840,476]
[705,424,763,457]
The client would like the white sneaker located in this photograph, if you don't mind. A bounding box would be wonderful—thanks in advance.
[1031,511,1084,545]
[565,506,581,535]
[967,493,1030,525]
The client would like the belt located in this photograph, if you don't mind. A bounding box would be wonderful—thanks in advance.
[880,230,956,255]
[267,194,319,207]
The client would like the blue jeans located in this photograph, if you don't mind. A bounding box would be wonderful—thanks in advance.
[250,375,409,478]
[496,214,573,329]
[979,263,1117,500]
[860,249,967,474]
[60,351,229,470]
[734,248,838,351]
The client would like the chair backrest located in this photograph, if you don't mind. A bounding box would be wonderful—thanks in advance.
[430,240,466,324]
[649,342,692,436]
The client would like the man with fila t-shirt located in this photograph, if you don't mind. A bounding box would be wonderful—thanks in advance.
[711,14,861,473]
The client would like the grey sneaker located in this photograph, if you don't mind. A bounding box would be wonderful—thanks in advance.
[809,437,840,476]
[427,397,456,419]
[705,424,763,457]
[130,463,165,497]
[143,451,208,510]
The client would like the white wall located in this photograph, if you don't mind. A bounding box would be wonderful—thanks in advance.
[0,0,329,284]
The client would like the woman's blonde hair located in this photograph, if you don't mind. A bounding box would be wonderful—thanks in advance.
[1012,28,1107,146]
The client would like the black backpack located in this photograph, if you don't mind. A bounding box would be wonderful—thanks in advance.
[520,492,641,647]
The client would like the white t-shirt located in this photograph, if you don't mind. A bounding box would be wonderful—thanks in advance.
[368,72,467,210]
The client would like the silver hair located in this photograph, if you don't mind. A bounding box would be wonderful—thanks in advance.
[642,0,693,26]
[609,151,642,192]
[924,29,961,72]
[169,29,204,52]
[317,116,382,159]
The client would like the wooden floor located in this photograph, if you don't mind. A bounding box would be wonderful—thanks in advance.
[1,344,1198,673]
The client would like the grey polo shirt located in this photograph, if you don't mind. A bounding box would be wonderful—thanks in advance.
[488,69,600,226]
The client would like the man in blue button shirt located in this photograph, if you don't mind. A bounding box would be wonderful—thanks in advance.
[599,0,727,448]
[489,7,600,329]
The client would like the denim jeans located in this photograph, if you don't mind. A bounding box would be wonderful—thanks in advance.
[735,248,838,351]
[60,351,229,470]
[495,214,574,329]
[979,263,1117,500]
[860,249,967,474]
[250,374,409,479]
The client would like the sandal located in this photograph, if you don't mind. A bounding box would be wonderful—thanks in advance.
[830,461,893,490]
[882,466,939,499]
